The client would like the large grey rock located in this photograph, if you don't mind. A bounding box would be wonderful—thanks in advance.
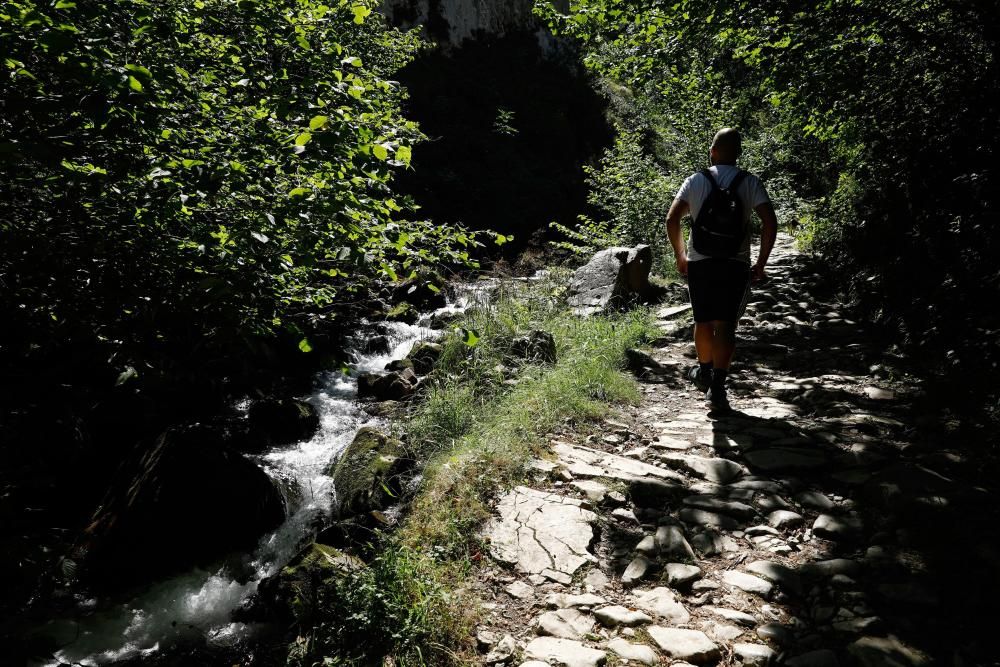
[847,635,931,666]
[622,555,653,586]
[77,425,286,586]
[767,510,804,529]
[665,563,702,588]
[524,637,607,667]
[660,454,744,484]
[722,570,774,598]
[813,513,863,540]
[680,508,741,531]
[710,607,757,627]
[594,605,652,627]
[330,427,409,518]
[486,486,598,579]
[545,592,606,609]
[631,587,691,624]
[629,477,688,507]
[646,626,720,664]
[486,634,517,664]
[567,245,652,315]
[607,638,658,666]
[656,525,697,561]
[734,643,777,666]
[537,608,595,639]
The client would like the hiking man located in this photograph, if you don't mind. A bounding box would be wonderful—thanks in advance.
[665,128,778,411]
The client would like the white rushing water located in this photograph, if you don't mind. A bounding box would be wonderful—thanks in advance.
[40,319,440,666]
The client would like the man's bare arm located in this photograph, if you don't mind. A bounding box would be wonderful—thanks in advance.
[666,197,690,275]
[753,201,778,282]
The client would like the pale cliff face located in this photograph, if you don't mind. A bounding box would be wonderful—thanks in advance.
[381,0,569,44]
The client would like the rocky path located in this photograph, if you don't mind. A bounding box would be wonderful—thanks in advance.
[474,235,1000,666]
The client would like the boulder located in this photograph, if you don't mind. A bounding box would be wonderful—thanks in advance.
[510,330,557,364]
[407,341,443,374]
[357,370,416,401]
[385,301,419,323]
[75,425,286,587]
[329,427,410,517]
[244,542,363,625]
[247,397,320,446]
[567,245,653,315]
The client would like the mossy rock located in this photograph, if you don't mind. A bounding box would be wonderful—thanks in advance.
[329,427,409,517]
[386,301,418,323]
[250,543,363,625]
[406,340,443,374]
[385,357,414,372]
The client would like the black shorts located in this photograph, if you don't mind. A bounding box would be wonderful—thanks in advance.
[687,258,751,323]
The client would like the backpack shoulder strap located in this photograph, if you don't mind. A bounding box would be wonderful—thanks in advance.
[701,168,719,191]
[729,169,749,191]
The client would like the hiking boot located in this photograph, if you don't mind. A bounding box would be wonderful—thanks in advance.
[706,385,731,412]
[687,365,712,392]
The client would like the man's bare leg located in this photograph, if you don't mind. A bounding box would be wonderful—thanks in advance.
[711,320,737,370]
[694,322,715,364]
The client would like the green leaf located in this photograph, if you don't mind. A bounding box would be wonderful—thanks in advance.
[373,144,388,160]
[457,327,480,347]
[294,132,312,146]
[351,5,371,24]
[495,233,509,245]
[127,75,143,92]
[289,187,309,197]
[298,338,313,353]
[309,115,328,130]
[395,145,412,165]
[55,0,76,9]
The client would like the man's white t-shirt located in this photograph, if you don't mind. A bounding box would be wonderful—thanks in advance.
[675,165,770,264]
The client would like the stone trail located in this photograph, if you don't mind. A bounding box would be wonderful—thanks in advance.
[473,235,999,666]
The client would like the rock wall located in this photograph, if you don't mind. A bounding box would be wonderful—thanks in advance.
[381,0,569,45]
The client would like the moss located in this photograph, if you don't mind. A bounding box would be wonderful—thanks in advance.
[330,427,406,517]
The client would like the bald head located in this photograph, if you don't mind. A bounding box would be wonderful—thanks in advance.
[710,128,742,164]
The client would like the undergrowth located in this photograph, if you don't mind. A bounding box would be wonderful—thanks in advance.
[307,272,659,665]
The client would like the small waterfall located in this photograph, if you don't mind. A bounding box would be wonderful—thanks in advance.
[38,317,443,666]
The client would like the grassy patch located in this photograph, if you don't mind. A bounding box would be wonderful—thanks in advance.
[308,273,659,665]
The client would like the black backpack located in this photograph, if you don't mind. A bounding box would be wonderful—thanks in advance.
[691,168,748,258]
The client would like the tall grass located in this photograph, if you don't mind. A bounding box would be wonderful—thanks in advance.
[308,272,659,665]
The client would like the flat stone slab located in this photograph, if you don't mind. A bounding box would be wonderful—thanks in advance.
[646,626,720,664]
[683,495,755,518]
[607,638,658,666]
[570,479,609,502]
[524,637,607,667]
[545,592,606,609]
[722,570,774,598]
[594,605,652,627]
[665,562,702,587]
[813,513,863,540]
[487,486,598,579]
[660,453,744,484]
[621,555,653,586]
[553,442,685,483]
[710,607,757,627]
[536,608,595,640]
[746,560,802,595]
[631,587,691,624]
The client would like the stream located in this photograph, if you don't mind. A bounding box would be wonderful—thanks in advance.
[35,301,472,665]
